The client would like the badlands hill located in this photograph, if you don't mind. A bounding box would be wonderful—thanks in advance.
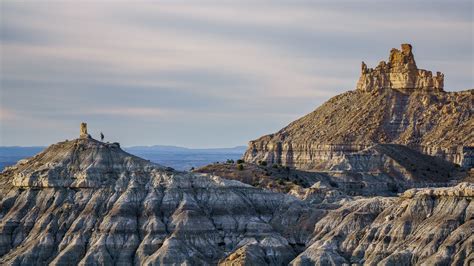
[0,128,321,265]
[0,130,472,265]
[243,44,473,170]
[0,123,472,265]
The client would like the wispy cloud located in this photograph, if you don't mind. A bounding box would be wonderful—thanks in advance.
[1,0,472,147]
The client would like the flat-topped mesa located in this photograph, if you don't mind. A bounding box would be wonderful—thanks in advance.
[357,44,444,92]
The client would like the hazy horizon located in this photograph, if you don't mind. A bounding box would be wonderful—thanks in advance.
[0,143,247,149]
[1,0,473,148]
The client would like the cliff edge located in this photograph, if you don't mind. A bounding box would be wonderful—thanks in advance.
[243,44,473,169]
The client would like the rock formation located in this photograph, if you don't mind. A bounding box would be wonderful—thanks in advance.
[0,124,472,265]
[196,144,467,201]
[357,44,444,92]
[79,122,88,138]
[0,132,322,265]
[291,182,474,265]
[244,44,473,169]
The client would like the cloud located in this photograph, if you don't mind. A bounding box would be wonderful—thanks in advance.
[0,0,472,147]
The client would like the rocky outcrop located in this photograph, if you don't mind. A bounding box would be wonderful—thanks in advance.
[79,122,88,138]
[196,144,466,202]
[1,125,472,265]
[357,44,444,92]
[322,144,463,182]
[243,44,473,169]
[0,137,323,265]
[291,182,474,265]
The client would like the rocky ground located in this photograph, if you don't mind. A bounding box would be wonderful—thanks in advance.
[292,183,474,265]
[0,137,472,265]
[196,143,468,200]
[0,138,324,265]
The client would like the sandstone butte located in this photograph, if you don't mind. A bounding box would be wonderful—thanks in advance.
[243,44,473,170]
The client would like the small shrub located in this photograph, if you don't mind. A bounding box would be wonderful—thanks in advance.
[237,164,244,171]
[272,164,279,169]
[226,159,234,164]
[237,159,245,164]
[259,161,267,166]
[277,179,285,185]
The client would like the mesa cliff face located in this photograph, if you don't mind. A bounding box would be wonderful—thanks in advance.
[243,44,473,170]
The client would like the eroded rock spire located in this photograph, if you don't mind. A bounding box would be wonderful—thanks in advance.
[357,44,444,92]
[80,122,88,138]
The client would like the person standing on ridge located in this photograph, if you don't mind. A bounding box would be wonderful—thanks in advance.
[100,132,104,142]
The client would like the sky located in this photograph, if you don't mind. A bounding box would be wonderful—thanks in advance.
[1,0,473,148]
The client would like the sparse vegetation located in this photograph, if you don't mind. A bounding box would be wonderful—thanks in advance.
[237,164,244,171]
[237,159,245,164]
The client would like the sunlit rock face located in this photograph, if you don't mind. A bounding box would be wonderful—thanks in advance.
[243,44,473,170]
[0,137,322,265]
[357,44,444,92]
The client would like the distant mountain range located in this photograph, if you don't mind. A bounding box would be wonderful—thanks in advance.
[125,145,247,154]
[0,145,247,171]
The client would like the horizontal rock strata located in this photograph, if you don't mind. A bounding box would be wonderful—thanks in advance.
[291,182,474,265]
[244,47,473,169]
[1,129,472,265]
[357,44,444,92]
[0,138,323,265]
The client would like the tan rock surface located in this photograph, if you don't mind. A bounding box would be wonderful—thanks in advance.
[357,44,444,92]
